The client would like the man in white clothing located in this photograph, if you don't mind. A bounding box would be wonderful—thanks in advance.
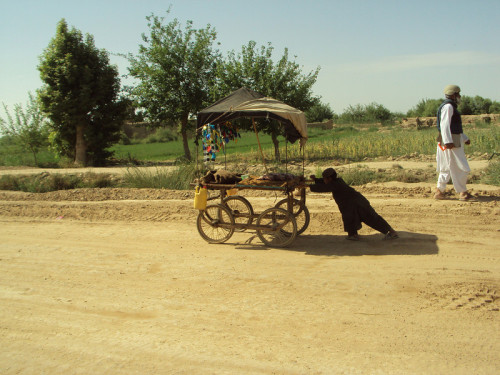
[434,84,475,201]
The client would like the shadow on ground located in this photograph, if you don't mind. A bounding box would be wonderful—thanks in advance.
[234,231,439,256]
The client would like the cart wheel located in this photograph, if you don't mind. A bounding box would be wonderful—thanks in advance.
[255,207,297,248]
[275,198,310,235]
[197,204,235,244]
[223,195,254,230]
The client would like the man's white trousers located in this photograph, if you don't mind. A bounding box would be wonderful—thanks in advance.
[436,144,470,193]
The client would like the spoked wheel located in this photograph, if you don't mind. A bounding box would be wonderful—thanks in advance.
[255,207,297,248]
[275,198,310,235]
[196,204,235,243]
[223,195,254,230]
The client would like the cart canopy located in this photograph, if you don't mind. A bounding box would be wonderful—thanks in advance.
[197,87,307,144]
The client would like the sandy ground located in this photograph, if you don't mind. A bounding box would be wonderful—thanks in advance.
[0,170,499,374]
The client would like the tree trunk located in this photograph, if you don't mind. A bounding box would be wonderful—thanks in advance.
[75,123,87,166]
[271,132,280,162]
[180,115,191,161]
[29,145,38,167]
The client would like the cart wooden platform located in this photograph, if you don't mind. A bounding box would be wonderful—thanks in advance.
[193,182,310,247]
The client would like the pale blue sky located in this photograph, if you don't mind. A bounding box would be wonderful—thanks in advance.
[1,0,499,114]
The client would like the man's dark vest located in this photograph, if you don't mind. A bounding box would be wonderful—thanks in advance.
[437,99,463,134]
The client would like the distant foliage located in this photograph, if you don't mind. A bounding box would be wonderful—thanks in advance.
[407,98,442,117]
[338,103,393,124]
[0,93,49,166]
[459,95,499,115]
[141,128,179,144]
[489,102,500,114]
[305,102,334,123]
[407,96,500,117]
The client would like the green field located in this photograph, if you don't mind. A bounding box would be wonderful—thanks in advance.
[110,124,499,164]
[1,122,499,166]
[1,122,499,191]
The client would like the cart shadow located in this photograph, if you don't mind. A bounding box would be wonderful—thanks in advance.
[238,231,438,256]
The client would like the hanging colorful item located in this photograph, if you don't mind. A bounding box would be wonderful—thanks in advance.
[201,122,240,162]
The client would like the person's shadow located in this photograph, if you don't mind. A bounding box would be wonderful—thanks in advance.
[235,231,438,256]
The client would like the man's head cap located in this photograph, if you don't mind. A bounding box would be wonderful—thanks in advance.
[322,168,337,179]
[444,85,461,96]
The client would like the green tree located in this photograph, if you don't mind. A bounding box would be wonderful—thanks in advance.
[364,103,393,123]
[340,103,393,124]
[218,41,320,160]
[489,101,500,114]
[124,11,221,161]
[408,96,499,117]
[459,95,493,115]
[305,102,335,123]
[0,93,49,166]
[38,19,127,166]
[406,98,442,117]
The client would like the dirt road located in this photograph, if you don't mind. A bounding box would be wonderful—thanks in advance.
[0,181,499,374]
[0,160,491,177]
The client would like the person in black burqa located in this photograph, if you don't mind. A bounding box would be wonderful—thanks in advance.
[309,168,399,241]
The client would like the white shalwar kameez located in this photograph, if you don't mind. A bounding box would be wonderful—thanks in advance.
[436,103,470,194]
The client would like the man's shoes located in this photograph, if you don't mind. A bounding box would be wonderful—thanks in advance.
[434,189,446,200]
[459,191,477,201]
[346,234,360,241]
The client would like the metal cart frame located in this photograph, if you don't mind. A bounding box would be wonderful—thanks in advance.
[194,182,309,247]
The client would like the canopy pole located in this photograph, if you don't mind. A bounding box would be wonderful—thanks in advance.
[195,134,200,181]
[302,143,305,177]
[252,118,268,173]
[285,138,288,174]
[224,143,227,169]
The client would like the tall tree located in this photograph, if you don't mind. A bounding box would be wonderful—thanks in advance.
[217,41,320,160]
[124,11,221,160]
[38,19,127,166]
[0,93,49,166]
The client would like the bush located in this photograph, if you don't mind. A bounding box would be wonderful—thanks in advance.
[339,166,377,185]
[122,163,197,189]
[407,98,441,117]
[0,172,115,192]
[305,102,334,123]
[141,128,179,144]
[482,159,500,186]
[339,103,393,124]
[0,173,79,192]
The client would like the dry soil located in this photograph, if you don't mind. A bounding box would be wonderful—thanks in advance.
[0,164,499,374]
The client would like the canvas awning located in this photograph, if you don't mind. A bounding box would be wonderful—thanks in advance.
[197,87,307,145]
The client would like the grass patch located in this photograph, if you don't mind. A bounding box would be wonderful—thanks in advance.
[0,172,115,193]
[121,163,199,190]
[0,143,61,167]
[339,166,378,185]
[481,159,500,186]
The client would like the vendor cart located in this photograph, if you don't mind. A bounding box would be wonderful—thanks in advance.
[194,87,310,248]
[193,181,309,247]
